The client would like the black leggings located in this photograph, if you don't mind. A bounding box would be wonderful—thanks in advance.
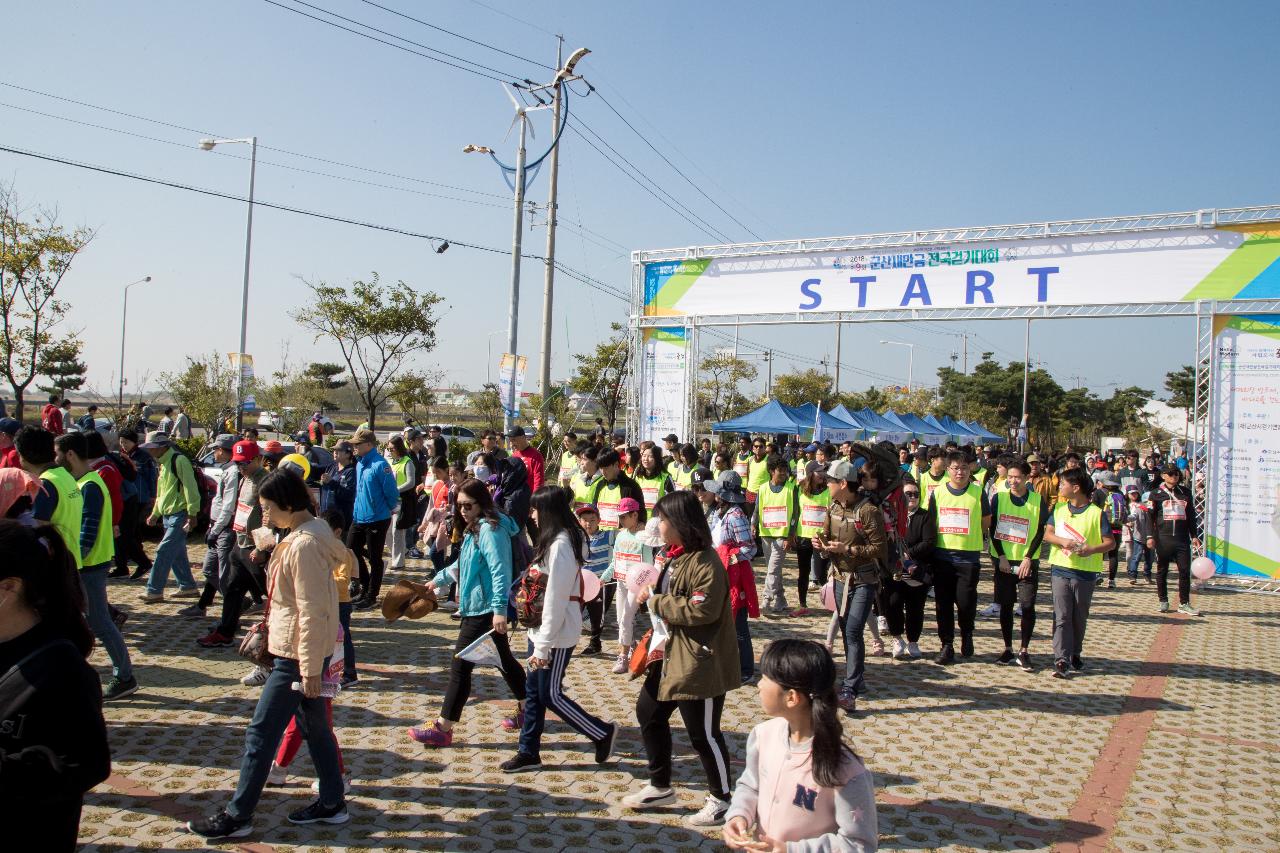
[993,562,1038,650]
[217,547,266,638]
[884,579,929,642]
[1106,532,1121,581]
[347,518,392,597]
[585,583,616,640]
[635,661,731,800]
[114,498,151,572]
[1156,538,1192,605]
[794,538,830,608]
[441,615,526,722]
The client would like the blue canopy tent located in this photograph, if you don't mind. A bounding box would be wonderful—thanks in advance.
[919,414,964,442]
[853,408,911,444]
[936,415,983,444]
[885,411,949,444]
[790,403,868,441]
[961,420,1004,442]
[711,399,808,434]
[878,410,920,437]
[829,404,872,432]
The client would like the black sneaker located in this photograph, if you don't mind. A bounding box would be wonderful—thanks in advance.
[348,580,363,599]
[353,596,378,611]
[996,649,1015,665]
[177,604,206,619]
[960,635,975,658]
[103,676,139,702]
[1052,659,1070,679]
[1070,655,1084,672]
[188,810,252,839]
[341,672,358,687]
[582,639,603,657]
[107,566,130,579]
[594,722,618,765]
[129,565,151,581]
[935,644,955,665]
[499,752,542,773]
[287,798,350,825]
[1016,651,1034,672]
[111,609,129,630]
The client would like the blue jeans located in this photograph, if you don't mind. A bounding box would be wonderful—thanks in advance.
[1127,542,1153,579]
[146,512,196,595]
[81,564,132,680]
[518,647,609,759]
[339,602,356,679]
[227,656,344,819]
[836,580,876,696]
[734,606,754,681]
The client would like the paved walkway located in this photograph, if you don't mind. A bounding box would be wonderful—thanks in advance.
[78,551,1280,851]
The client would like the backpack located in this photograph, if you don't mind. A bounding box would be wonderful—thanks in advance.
[108,450,138,482]
[514,564,584,630]
[169,451,210,506]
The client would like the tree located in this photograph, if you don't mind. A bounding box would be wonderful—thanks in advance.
[876,386,937,416]
[698,353,758,426]
[36,337,87,397]
[771,368,832,408]
[292,272,443,430]
[386,371,436,425]
[0,186,93,420]
[935,355,1064,440]
[1164,365,1195,411]
[304,362,348,411]
[569,323,631,432]
[158,353,237,433]
[471,383,504,432]
[251,352,335,437]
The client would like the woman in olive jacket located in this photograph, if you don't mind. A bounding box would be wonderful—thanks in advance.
[623,490,740,827]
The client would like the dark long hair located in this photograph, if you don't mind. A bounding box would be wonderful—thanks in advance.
[453,477,501,534]
[653,490,712,552]
[529,486,585,567]
[760,639,855,788]
[0,520,94,656]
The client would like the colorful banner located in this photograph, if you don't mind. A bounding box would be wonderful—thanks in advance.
[644,224,1280,317]
[640,328,687,444]
[1206,315,1280,578]
[498,353,527,418]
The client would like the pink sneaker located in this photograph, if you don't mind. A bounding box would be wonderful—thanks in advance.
[870,638,886,657]
[500,707,525,732]
[408,721,453,747]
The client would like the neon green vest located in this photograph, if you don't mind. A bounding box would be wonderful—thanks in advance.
[920,470,948,506]
[757,481,795,537]
[733,452,751,478]
[671,464,693,490]
[391,455,411,489]
[746,456,770,498]
[990,489,1042,562]
[1049,502,1105,573]
[933,481,984,552]
[594,481,623,530]
[797,487,831,538]
[559,450,578,481]
[41,467,84,569]
[634,472,667,510]
[77,470,115,567]
[571,471,600,506]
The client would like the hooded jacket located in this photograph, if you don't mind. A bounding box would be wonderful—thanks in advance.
[432,511,521,617]
[491,456,531,528]
[265,516,344,677]
[353,448,400,524]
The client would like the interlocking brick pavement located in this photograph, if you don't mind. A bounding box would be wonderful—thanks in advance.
[77,547,1280,852]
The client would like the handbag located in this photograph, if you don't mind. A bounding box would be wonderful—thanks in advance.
[627,629,653,679]
[238,552,278,667]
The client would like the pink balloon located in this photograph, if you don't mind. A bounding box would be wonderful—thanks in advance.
[1191,556,1216,580]
[580,569,603,602]
[820,580,837,612]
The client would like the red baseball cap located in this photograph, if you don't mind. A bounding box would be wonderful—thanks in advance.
[232,440,261,463]
[264,440,285,455]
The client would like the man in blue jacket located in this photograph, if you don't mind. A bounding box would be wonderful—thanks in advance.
[348,428,400,609]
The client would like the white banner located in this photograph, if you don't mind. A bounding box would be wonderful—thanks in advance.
[1207,315,1280,578]
[498,353,527,418]
[640,328,686,444]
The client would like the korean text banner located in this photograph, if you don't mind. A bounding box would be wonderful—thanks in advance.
[643,225,1280,317]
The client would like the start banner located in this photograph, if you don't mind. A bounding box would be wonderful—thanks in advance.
[643,224,1280,318]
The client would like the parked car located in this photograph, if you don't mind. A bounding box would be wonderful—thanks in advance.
[195,440,333,491]
[437,424,477,445]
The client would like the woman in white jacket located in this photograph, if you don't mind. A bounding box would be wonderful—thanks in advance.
[500,485,618,773]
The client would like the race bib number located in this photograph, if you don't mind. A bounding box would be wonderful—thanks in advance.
[801,503,827,528]
[614,549,641,582]
[1164,500,1187,521]
[761,504,788,532]
[938,506,971,536]
[232,500,253,533]
[599,501,620,527]
[994,513,1029,545]
[641,486,659,508]
[734,460,750,477]
[925,482,940,503]
[1061,521,1087,544]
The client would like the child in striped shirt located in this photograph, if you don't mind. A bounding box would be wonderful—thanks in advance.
[576,504,616,656]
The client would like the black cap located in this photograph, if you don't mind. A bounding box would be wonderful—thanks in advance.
[690,467,712,488]
[663,433,679,443]
[506,425,527,438]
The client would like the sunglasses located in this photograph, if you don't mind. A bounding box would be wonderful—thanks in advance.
[752,443,764,448]
[457,500,478,510]
[903,491,920,498]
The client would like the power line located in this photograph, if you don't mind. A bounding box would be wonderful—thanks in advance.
[355,0,555,70]
[467,0,561,38]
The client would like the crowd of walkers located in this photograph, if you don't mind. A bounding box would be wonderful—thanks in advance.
[0,401,1208,850]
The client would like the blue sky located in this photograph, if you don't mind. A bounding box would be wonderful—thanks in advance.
[2,0,1277,404]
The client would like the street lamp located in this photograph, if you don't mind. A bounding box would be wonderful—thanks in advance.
[198,136,257,430]
[879,340,915,392]
[118,276,155,413]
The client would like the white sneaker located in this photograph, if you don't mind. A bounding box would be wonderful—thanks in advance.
[980,602,1001,618]
[241,665,269,687]
[877,616,889,633]
[621,784,676,810]
[906,642,922,659]
[891,638,908,660]
[311,775,353,795]
[686,795,730,827]
[267,762,288,786]
[611,650,630,674]
[437,599,459,613]
[1014,603,1023,617]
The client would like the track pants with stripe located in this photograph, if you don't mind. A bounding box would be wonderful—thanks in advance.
[518,647,610,758]
[635,661,732,801]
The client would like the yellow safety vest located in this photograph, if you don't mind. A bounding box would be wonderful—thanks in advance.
[733,452,751,477]
[40,467,84,569]
[797,487,831,538]
[746,456,770,500]
[633,472,667,510]
[77,470,115,567]
[757,481,795,538]
[989,489,1043,562]
[1048,502,1105,573]
[920,469,948,506]
[571,471,601,506]
[933,481,984,552]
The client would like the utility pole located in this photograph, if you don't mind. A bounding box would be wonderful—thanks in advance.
[537,36,564,421]
[1020,318,1031,451]
[962,332,968,373]
[765,351,773,397]
[502,117,529,435]
[833,322,842,395]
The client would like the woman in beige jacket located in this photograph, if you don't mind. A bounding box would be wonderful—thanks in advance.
[188,470,348,841]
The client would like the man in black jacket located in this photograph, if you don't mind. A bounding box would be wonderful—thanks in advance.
[1147,464,1202,616]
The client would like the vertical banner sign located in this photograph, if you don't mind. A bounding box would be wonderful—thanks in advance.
[228,352,254,383]
[640,328,686,444]
[498,354,527,418]
[1207,315,1280,578]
